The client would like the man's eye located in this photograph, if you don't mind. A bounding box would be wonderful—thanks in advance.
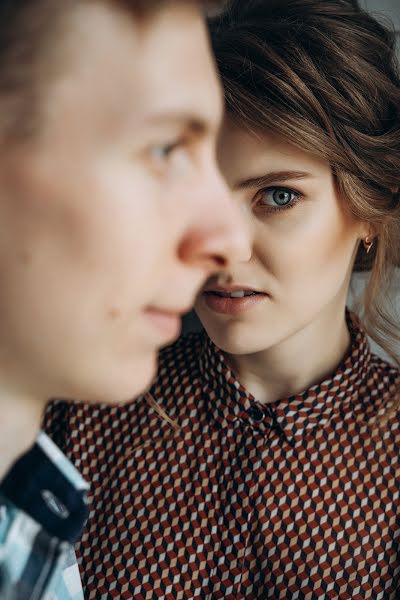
[152,143,177,161]
[148,137,194,178]
[151,138,185,162]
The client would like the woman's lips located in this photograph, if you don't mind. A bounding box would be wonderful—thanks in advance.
[203,291,268,315]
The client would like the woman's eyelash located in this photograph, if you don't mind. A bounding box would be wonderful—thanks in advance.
[254,186,304,214]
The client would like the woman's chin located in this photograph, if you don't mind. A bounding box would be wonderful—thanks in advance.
[205,328,268,357]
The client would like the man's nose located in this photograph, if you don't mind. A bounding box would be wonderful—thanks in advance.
[177,172,252,273]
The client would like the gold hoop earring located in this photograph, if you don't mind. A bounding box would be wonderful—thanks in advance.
[363,236,374,254]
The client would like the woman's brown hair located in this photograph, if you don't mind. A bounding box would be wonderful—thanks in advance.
[210,0,400,399]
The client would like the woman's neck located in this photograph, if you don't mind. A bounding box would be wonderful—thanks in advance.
[0,387,46,481]
[225,306,351,405]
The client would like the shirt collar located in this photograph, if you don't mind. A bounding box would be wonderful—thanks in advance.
[199,312,371,445]
[0,432,89,543]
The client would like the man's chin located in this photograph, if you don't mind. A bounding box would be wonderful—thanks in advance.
[120,352,159,403]
[78,351,159,406]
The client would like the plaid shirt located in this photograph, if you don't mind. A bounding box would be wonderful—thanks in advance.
[0,432,88,600]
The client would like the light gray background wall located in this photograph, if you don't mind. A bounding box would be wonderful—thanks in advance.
[362,0,399,23]
[361,0,400,57]
[350,0,400,359]
[361,0,400,33]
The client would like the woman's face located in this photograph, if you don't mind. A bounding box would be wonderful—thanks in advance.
[195,121,369,355]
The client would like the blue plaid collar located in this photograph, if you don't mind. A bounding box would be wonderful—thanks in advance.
[0,432,89,543]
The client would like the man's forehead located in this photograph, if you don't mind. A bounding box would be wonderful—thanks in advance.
[138,81,223,130]
[132,36,223,132]
[59,1,223,135]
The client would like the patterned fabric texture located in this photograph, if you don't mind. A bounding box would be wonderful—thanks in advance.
[0,432,87,600]
[45,315,400,599]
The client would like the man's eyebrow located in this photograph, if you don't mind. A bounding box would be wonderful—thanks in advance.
[235,171,313,190]
[144,111,214,135]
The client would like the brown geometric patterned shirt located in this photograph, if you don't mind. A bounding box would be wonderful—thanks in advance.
[45,315,400,599]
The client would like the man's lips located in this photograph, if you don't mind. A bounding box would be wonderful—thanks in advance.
[144,305,190,341]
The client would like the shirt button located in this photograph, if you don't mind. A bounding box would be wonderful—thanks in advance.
[0,505,6,522]
[41,489,70,520]
[248,406,265,422]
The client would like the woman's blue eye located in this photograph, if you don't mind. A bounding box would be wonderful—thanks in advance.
[261,187,298,207]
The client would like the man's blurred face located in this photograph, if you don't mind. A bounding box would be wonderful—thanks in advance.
[0,1,249,403]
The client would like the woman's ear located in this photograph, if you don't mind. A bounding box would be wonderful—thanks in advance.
[358,221,378,243]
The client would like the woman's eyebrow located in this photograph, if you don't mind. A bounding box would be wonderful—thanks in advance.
[234,170,313,190]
